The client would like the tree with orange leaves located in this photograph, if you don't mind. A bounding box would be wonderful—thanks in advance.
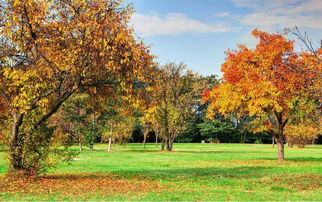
[203,29,321,161]
[0,0,153,174]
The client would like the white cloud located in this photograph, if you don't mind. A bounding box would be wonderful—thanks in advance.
[231,0,322,31]
[131,12,236,37]
[214,12,231,17]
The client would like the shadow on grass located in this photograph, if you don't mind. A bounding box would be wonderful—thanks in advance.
[89,149,270,155]
[173,150,269,154]
[112,166,275,181]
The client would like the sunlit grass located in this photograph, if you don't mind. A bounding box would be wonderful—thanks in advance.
[0,143,321,201]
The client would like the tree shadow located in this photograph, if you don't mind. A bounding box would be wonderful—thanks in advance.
[173,150,269,154]
[112,166,276,181]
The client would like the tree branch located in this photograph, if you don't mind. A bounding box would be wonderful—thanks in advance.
[34,89,74,129]
[0,89,10,105]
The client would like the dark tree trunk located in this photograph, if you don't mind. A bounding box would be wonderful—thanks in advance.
[166,143,172,151]
[90,112,97,151]
[161,138,165,151]
[166,139,173,151]
[9,113,25,172]
[89,143,94,151]
[77,109,83,152]
[271,112,287,161]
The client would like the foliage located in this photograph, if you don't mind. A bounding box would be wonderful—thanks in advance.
[98,96,137,150]
[176,116,203,143]
[197,118,236,142]
[0,0,153,174]
[149,63,201,150]
[203,29,321,160]
[285,118,322,148]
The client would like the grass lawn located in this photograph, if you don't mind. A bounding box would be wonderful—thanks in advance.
[0,143,321,201]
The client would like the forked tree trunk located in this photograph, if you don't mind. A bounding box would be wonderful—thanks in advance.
[271,112,287,161]
[166,143,172,151]
[166,139,174,151]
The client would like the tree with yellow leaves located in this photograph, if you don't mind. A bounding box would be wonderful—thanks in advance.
[0,0,153,175]
[285,116,322,148]
[152,63,200,151]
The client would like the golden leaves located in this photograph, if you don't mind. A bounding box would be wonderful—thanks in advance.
[0,173,161,199]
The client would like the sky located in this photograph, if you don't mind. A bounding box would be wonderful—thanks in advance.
[129,0,322,76]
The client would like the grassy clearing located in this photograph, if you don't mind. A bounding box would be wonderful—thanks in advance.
[0,143,321,201]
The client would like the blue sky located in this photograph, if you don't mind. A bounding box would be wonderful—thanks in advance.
[129,0,322,76]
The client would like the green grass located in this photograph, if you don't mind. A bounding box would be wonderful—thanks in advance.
[0,143,321,201]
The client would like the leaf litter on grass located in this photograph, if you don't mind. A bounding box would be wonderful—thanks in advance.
[0,172,162,200]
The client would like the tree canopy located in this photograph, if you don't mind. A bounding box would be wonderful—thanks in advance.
[202,29,321,160]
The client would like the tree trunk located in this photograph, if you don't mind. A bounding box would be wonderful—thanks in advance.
[143,133,147,150]
[89,142,94,151]
[108,137,112,151]
[161,138,165,151]
[90,112,96,151]
[9,114,25,172]
[272,112,287,161]
[272,137,275,148]
[166,139,173,151]
[78,139,83,152]
[155,131,158,147]
[77,109,83,152]
[276,133,285,161]
[243,132,247,143]
[122,139,126,148]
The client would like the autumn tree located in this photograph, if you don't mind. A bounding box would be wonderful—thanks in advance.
[0,0,153,174]
[203,29,321,160]
[285,120,321,148]
[101,110,135,151]
[59,94,90,152]
[153,63,199,151]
